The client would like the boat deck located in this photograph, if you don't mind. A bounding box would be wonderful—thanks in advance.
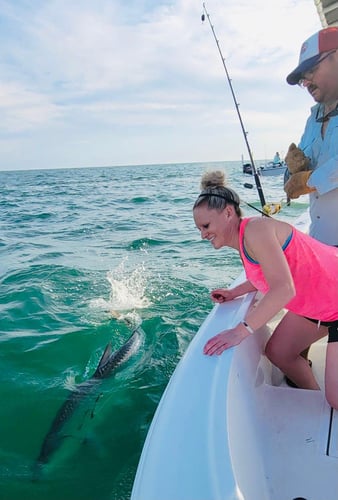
[240,338,338,500]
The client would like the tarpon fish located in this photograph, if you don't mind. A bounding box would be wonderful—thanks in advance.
[33,327,140,479]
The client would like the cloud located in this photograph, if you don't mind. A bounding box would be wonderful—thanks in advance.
[0,0,322,170]
[0,82,62,132]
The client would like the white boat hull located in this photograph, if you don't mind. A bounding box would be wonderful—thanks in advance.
[131,210,338,500]
[259,162,286,176]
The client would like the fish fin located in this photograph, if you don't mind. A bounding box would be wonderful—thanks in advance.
[90,393,103,419]
[92,342,112,378]
[98,342,112,367]
[78,394,103,426]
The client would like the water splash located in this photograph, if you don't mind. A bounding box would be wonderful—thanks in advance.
[90,260,151,320]
[64,373,77,391]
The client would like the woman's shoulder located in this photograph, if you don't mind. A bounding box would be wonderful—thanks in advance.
[244,216,292,239]
[244,216,271,231]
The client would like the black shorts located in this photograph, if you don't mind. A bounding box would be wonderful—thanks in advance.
[306,317,338,327]
[306,317,338,342]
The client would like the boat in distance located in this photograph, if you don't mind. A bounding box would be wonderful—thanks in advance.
[243,161,287,177]
[259,160,287,176]
[131,210,338,500]
[242,162,253,174]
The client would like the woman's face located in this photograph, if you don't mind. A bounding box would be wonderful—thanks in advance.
[193,205,231,249]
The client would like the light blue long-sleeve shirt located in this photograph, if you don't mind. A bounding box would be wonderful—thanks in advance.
[299,103,338,246]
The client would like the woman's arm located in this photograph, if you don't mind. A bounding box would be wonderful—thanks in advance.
[211,280,257,303]
[204,219,296,356]
[230,280,257,297]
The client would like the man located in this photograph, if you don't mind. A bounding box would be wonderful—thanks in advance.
[284,27,338,247]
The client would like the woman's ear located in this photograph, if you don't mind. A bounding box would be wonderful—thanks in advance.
[224,205,234,218]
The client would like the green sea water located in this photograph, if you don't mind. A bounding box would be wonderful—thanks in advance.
[0,162,308,500]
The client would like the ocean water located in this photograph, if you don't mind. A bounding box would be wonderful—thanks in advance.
[0,161,308,500]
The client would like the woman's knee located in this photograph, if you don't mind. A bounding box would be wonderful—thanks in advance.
[265,337,282,365]
[324,342,338,410]
[265,333,300,368]
[326,389,338,410]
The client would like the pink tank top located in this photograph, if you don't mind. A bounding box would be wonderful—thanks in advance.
[239,218,338,321]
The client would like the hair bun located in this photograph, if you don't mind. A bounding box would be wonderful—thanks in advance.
[200,170,226,190]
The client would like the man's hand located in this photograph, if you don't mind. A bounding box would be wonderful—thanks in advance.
[285,143,310,174]
[284,171,315,199]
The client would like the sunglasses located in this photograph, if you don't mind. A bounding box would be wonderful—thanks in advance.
[298,50,336,88]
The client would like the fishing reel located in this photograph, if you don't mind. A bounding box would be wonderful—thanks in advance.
[263,202,282,216]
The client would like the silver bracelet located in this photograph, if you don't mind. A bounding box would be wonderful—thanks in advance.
[241,321,254,334]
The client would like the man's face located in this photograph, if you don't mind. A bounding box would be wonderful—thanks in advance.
[299,50,338,103]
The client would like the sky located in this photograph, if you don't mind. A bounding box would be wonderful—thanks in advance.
[0,0,322,171]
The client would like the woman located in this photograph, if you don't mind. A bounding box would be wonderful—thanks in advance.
[193,171,338,409]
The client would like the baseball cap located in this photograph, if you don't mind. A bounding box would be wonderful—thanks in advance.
[287,27,338,85]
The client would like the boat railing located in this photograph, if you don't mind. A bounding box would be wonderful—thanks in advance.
[131,272,259,500]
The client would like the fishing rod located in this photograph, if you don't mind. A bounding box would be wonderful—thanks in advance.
[201,3,267,210]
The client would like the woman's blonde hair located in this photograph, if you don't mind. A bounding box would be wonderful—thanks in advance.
[193,170,242,216]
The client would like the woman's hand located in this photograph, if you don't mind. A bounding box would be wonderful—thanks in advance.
[203,323,249,356]
[210,288,236,303]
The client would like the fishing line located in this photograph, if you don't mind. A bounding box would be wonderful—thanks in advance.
[240,199,283,217]
[201,3,281,216]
